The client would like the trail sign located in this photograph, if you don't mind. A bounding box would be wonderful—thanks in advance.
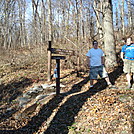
[47,41,75,95]
[51,48,75,56]
[51,56,66,60]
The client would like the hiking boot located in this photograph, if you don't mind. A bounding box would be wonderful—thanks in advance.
[108,84,118,89]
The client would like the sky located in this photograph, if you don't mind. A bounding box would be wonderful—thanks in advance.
[24,0,130,27]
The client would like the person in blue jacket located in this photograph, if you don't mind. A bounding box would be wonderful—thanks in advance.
[121,37,134,89]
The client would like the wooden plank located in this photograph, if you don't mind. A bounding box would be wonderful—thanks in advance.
[51,56,66,60]
[51,48,75,55]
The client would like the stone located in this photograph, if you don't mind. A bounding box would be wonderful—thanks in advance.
[32,86,43,92]
[6,108,13,111]
[35,94,48,101]
[18,97,31,107]
[27,91,39,98]
[41,84,51,89]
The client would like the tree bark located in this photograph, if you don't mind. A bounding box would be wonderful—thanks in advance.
[103,0,117,68]
[47,0,52,41]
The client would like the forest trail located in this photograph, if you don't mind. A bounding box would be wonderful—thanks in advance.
[0,66,134,134]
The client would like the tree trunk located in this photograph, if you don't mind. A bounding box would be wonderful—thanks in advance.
[47,0,52,41]
[121,0,125,36]
[41,0,46,44]
[103,0,117,68]
[47,0,52,81]
[127,0,133,31]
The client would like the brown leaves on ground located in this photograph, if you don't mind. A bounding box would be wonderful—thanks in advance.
[0,66,134,134]
[74,88,133,134]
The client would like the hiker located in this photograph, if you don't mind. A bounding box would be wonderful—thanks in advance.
[86,40,117,89]
[121,37,134,89]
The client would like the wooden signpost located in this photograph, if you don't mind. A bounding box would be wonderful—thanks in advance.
[48,42,74,95]
[52,56,65,95]
[51,48,75,56]
[51,56,66,60]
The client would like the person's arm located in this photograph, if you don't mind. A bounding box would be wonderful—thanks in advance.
[86,56,90,68]
[101,56,105,65]
[120,52,124,60]
[120,45,125,60]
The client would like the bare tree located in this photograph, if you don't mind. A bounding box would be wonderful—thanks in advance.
[47,0,52,41]
[103,0,117,68]
[93,0,104,40]
[1,0,16,48]
[120,0,125,36]
[127,0,133,33]
[18,0,27,47]
[47,0,52,81]
[41,0,46,44]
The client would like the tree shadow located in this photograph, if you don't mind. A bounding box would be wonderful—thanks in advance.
[0,77,33,123]
[60,70,77,79]
[8,66,123,134]
[44,66,123,134]
[0,77,32,103]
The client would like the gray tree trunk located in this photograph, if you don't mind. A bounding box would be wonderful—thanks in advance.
[127,0,133,32]
[47,0,52,81]
[103,0,117,68]
[121,0,125,36]
[47,0,52,41]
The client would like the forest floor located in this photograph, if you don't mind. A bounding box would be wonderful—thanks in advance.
[0,48,134,134]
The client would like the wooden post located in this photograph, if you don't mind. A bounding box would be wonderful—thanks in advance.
[48,41,52,81]
[77,51,80,77]
[52,56,65,95]
[56,59,60,95]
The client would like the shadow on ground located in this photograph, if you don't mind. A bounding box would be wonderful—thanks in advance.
[0,66,123,134]
[0,77,32,103]
[0,77,33,124]
[44,66,123,134]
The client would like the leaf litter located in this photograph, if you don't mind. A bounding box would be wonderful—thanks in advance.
[0,65,133,134]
